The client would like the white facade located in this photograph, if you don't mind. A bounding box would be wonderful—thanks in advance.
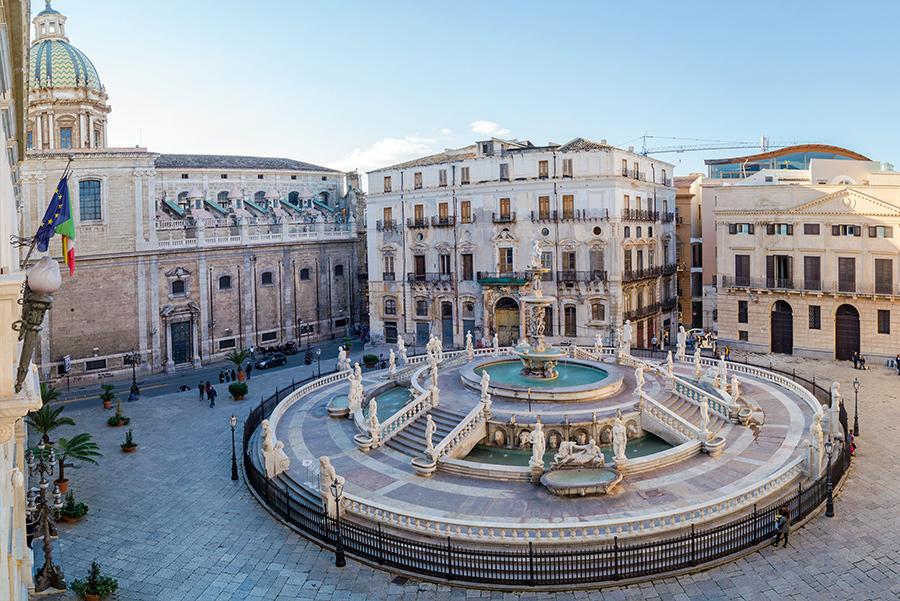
[366,138,677,349]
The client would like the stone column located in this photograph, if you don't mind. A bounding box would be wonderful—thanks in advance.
[48,113,55,149]
[147,174,158,246]
[35,114,42,150]
[192,313,202,368]
[150,257,162,369]
[133,171,144,248]
[136,259,149,370]
[198,255,210,360]
[164,318,175,373]
[87,114,94,147]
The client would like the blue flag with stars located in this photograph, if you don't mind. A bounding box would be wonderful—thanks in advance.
[35,174,70,253]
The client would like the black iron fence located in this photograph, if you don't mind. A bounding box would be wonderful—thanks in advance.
[242,366,850,587]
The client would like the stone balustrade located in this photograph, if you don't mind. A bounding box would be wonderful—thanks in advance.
[431,401,488,461]
[375,390,433,448]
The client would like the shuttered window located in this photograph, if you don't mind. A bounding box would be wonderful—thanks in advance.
[875,258,893,295]
[735,255,750,286]
[838,257,856,292]
[803,256,821,291]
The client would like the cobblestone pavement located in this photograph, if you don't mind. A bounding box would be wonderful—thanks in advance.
[34,355,900,601]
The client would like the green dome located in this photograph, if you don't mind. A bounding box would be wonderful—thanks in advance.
[29,38,102,91]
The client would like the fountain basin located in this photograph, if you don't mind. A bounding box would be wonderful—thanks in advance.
[540,467,623,496]
[460,357,624,402]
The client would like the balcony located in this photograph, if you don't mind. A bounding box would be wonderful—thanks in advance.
[459,214,477,224]
[376,219,397,232]
[382,272,396,282]
[492,212,517,224]
[623,302,662,322]
[407,272,453,284]
[662,296,677,311]
[407,218,429,229]
[431,216,456,228]
[531,210,557,223]
[621,208,660,222]
[660,177,673,187]
[661,213,676,223]
[719,275,900,297]
[556,270,608,284]
[622,264,677,282]
[477,271,528,286]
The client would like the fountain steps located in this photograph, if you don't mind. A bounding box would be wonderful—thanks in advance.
[659,396,727,435]
[384,406,469,457]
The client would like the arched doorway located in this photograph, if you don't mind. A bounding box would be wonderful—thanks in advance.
[770,300,793,354]
[835,304,860,360]
[441,302,454,348]
[494,297,520,346]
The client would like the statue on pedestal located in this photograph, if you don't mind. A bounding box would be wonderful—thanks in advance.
[717,354,727,388]
[676,326,686,361]
[694,347,702,379]
[612,410,627,461]
[319,456,343,519]
[368,399,380,442]
[634,365,645,396]
[480,370,491,402]
[492,332,499,355]
[529,421,546,469]
[698,397,710,438]
[337,346,349,371]
[731,375,741,404]
[593,332,603,354]
[621,320,633,355]
[397,337,408,364]
[354,362,362,383]
[551,438,605,469]
[424,414,437,457]
[388,349,397,377]
[272,441,290,478]
[666,351,674,379]
[811,410,825,474]
[466,330,474,360]
[531,239,543,269]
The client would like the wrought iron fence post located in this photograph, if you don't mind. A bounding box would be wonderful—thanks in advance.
[690,523,696,566]
[753,503,758,543]
[528,541,535,586]
[613,536,620,580]
[798,480,803,517]
[446,536,453,580]
[284,480,291,522]
[376,523,384,565]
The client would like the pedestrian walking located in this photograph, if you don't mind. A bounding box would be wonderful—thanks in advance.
[773,506,791,548]
[198,382,205,402]
[249,345,255,360]
[851,350,860,369]
[230,368,237,381]
[895,354,900,375]
[219,370,225,384]
[207,381,217,407]
[245,362,253,380]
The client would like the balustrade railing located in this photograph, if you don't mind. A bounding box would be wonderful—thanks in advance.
[720,275,898,297]
[377,390,433,446]
[430,401,487,461]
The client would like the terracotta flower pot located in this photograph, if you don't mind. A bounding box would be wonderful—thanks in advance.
[59,514,84,524]
[55,479,69,494]
[233,395,245,401]
[237,370,246,383]
[122,445,138,453]
[84,593,101,601]
[102,401,113,410]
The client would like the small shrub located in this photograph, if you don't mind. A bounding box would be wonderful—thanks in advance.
[70,561,118,599]
[229,382,248,399]
[121,429,137,451]
[58,491,88,520]
[363,354,378,366]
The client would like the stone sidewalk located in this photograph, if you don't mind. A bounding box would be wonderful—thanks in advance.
[33,356,900,601]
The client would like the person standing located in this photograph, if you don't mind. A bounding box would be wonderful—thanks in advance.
[773,506,791,548]
[198,382,205,402]
[851,350,859,369]
[895,354,900,375]
[245,362,253,380]
[207,381,217,408]
[219,370,225,384]
[230,368,237,381]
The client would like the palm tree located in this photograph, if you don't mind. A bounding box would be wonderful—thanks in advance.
[99,384,116,409]
[25,404,75,445]
[225,349,250,381]
[40,382,60,405]
[54,433,102,485]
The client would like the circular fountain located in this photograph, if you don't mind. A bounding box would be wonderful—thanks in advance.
[512,242,566,379]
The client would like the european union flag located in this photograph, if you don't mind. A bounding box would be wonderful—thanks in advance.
[35,174,70,253]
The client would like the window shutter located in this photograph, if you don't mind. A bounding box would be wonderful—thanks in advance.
[869,226,877,238]
[787,256,793,282]
[766,255,774,281]
[767,224,775,235]
[787,224,794,235]
[748,224,755,234]
[729,223,737,235]
[832,225,840,236]
[887,227,894,238]
[854,225,861,237]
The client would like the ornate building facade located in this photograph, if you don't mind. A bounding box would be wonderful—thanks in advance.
[366,137,677,349]
[20,4,364,380]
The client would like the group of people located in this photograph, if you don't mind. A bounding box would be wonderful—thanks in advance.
[850,351,868,370]
[218,362,253,383]
[198,381,218,407]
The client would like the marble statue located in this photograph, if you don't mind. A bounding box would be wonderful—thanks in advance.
[347,375,361,414]
[551,438,605,469]
[811,410,825,474]
[368,399,380,441]
[693,347,702,379]
[480,370,491,402]
[699,397,710,438]
[424,414,437,456]
[354,362,362,383]
[593,332,603,354]
[827,382,841,437]
[492,332,499,355]
[466,330,474,360]
[397,337,408,364]
[529,422,547,469]
[337,346,349,371]
[717,355,727,388]
[830,381,842,407]
[430,358,439,386]
[261,419,275,454]
[666,351,674,378]
[730,375,741,404]
[388,349,396,377]
[634,365,645,395]
[319,456,343,518]
[271,441,290,478]
[531,239,543,269]
[621,320,633,355]
[612,411,627,461]
[676,326,686,361]
[492,429,506,447]
[804,438,816,477]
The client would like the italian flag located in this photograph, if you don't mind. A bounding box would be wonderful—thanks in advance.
[35,172,76,275]
[57,215,75,275]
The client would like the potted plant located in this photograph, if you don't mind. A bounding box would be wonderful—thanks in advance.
[57,491,88,523]
[121,429,138,453]
[40,382,60,405]
[229,382,248,400]
[53,432,101,493]
[99,384,116,410]
[225,349,250,382]
[363,353,378,368]
[342,337,353,352]
[106,400,130,427]
[25,403,75,445]
[304,350,313,365]
[70,561,118,601]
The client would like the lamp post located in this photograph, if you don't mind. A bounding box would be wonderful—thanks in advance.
[330,477,346,567]
[316,347,322,377]
[824,438,835,517]
[125,349,141,400]
[852,377,860,437]
[229,415,238,481]
[25,443,66,592]
[13,257,62,393]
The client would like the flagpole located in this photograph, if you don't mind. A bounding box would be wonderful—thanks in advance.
[20,157,74,270]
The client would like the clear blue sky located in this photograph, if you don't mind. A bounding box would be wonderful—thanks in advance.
[39,0,900,177]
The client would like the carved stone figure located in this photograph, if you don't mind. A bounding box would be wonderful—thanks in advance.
[811,410,825,474]
[388,349,396,377]
[548,431,560,450]
[551,438,605,469]
[319,456,343,518]
[480,370,491,401]
[676,326,686,361]
[698,397,710,438]
[717,354,727,388]
[666,351,674,379]
[531,239,543,269]
[347,375,361,414]
[368,399,380,441]
[621,320,633,355]
[612,411,627,461]
[492,428,506,447]
[272,441,290,478]
[593,332,603,354]
[492,332,499,355]
[576,430,588,445]
[424,414,437,456]
[694,347,702,379]
[397,337,408,364]
[466,330,474,360]
[337,346,349,371]
[634,365,645,396]
[430,359,439,387]
[731,375,741,404]
[529,422,546,468]
[261,419,275,454]
[354,362,362,383]
[518,429,530,448]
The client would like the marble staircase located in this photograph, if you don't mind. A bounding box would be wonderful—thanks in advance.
[657,394,728,437]
[384,405,469,457]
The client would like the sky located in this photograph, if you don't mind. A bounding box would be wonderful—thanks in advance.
[37,0,900,182]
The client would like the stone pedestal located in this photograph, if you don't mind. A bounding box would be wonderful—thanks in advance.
[530,464,544,484]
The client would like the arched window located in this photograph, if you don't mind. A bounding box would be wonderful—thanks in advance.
[216,191,230,207]
[176,191,189,210]
[636,226,642,238]
[319,191,330,206]
[624,226,631,239]
[79,179,102,221]
[218,275,232,290]
[384,297,397,315]
[261,271,274,286]
[333,264,344,277]
[648,226,653,237]
[299,268,310,281]
[254,191,266,205]
[171,280,185,295]
[591,302,605,321]
[288,191,300,206]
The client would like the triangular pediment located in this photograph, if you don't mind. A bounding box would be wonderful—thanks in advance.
[788,188,900,216]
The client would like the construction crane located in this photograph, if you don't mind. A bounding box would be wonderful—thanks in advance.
[638,135,810,156]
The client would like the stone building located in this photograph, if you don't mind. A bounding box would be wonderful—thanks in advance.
[20,3,363,379]
[674,174,703,329]
[365,137,677,349]
[713,155,900,360]
[0,1,41,599]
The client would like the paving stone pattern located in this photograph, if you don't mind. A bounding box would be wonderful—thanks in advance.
[36,355,900,601]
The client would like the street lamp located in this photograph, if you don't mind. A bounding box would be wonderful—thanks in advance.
[852,377,860,437]
[315,347,322,377]
[824,438,835,517]
[229,415,238,481]
[25,443,66,592]
[330,477,346,567]
[125,349,141,401]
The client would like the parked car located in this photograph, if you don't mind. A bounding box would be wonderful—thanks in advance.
[255,353,287,369]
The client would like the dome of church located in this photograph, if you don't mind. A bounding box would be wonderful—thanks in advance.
[29,38,103,92]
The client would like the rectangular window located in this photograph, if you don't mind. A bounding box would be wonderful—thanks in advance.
[78,179,102,221]
[541,251,553,279]
[220,174,228,179]
[59,127,72,149]
[803,223,820,235]
[26,130,32,149]
[734,254,750,286]
[738,300,748,324]
[439,254,451,275]
[438,202,449,220]
[538,196,550,220]
[869,225,893,238]
[803,256,821,290]
[562,194,574,219]
[766,223,793,235]
[623,194,630,211]
[383,176,392,192]
[875,258,893,294]
[499,163,509,181]
[438,169,447,187]
[414,204,424,221]
[462,254,473,280]
[382,207,392,223]
[738,330,748,342]
[765,255,793,288]
[633,161,639,179]
[809,305,821,330]
[219,338,236,350]
[538,160,549,179]
[261,331,277,342]
[838,257,856,292]
[414,255,426,276]
[878,309,891,334]
[563,251,576,270]
[498,248,513,273]
[831,224,861,237]
[624,249,632,272]
[621,158,628,176]
[85,359,108,371]
[257,174,264,179]
[562,158,573,178]
[460,167,470,185]
[499,198,511,219]
[416,300,428,317]
[729,223,754,234]
[414,172,423,189]
[460,200,472,223]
